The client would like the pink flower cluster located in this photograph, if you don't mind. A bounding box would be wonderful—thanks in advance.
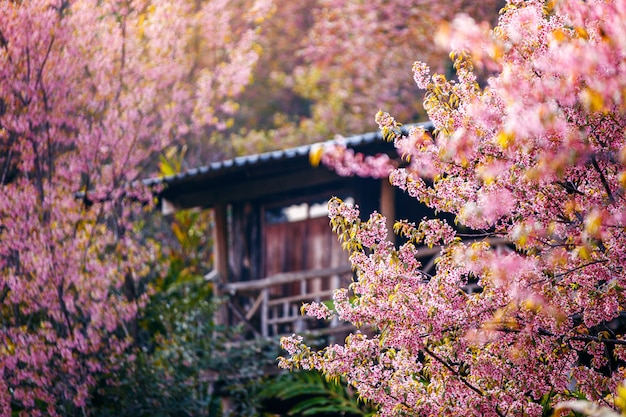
[321,143,395,178]
[412,61,430,89]
[301,302,333,320]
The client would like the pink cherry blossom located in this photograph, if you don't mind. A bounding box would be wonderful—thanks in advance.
[293,1,626,415]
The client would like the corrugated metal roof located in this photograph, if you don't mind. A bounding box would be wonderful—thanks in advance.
[143,122,433,187]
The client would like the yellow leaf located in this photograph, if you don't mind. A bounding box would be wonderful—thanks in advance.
[171,223,186,244]
[619,171,626,189]
[551,28,567,42]
[309,144,324,167]
[517,233,528,247]
[5,339,15,355]
[575,26,589,39]
[584,209,603,236]
[576,245,591,260]
[522,297,542,313]
[496,131,514,149]
[580,88,605,113]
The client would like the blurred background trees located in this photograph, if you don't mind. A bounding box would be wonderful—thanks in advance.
[181,0,503,163]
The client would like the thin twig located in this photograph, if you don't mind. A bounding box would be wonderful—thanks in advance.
[554,259,608,279]
[423,346,484,397]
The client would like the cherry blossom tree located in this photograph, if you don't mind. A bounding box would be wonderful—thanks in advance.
[281,0,626,415]
[0,0,270,415]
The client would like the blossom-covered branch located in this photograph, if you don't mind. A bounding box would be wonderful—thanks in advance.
[287,0,626,416]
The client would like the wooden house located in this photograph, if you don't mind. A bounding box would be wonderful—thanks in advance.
[145,122,450,338]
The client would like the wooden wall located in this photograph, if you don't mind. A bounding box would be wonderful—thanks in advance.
[263,215,345,296]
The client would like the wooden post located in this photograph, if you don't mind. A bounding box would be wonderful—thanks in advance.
[380,179,395,242]
[212,204,231,417]
[261,288,269,337]
[213,204,229,326]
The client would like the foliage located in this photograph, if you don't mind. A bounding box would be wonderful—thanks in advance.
[87,143,280,417]
[259,370,376,417]
[91,287,222,417]
[0,0,270,415]
[88,186,287,417]
[281,0,626,416]
[92,273,282,417]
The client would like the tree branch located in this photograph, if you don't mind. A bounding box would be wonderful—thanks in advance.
[590,154,615,204]
[494,326,626,346]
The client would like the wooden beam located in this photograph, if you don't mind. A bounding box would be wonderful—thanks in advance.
[245,291,266,321]
[261,289,269,337]
[226,299,262,336]
[267,289,336,307]
[213,204,229,325]
[380,179,395,241]
[224,264,352,294]
[165,168,343,209]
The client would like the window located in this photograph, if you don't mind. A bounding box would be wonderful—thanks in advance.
[264,196,354,224]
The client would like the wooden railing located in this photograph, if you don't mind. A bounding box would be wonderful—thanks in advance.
[219,237,512,338]
[224,265,353,337]
[220,247,444,338]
